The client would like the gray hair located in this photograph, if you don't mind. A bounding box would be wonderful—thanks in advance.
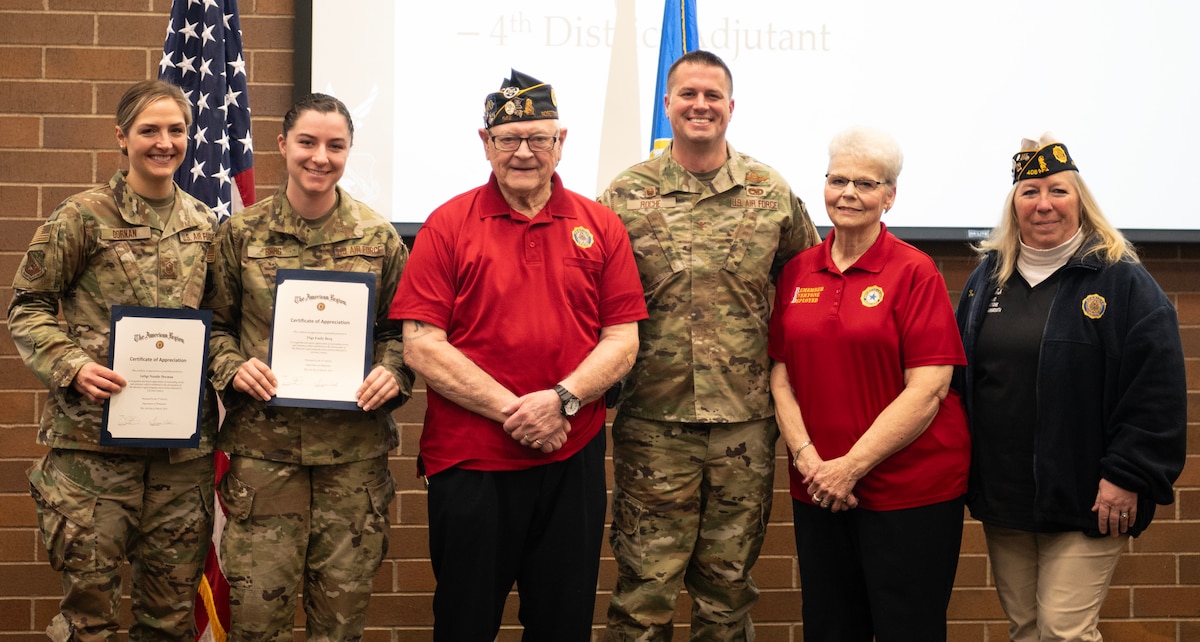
[827,126,904,184]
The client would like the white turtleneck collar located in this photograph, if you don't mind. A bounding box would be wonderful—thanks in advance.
[1017,227,1084,287]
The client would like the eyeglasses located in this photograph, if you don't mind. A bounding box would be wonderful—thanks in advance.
[825,174,887,193]
[490,133,559,152]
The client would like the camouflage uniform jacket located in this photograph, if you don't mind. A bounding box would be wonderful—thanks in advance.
[599,143,818,423]
[7,171,219,462]
[206,184,413,465]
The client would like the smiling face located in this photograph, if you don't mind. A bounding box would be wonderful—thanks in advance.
[664,62,734,149]
[479,119,564,205]
[1014,173,1081,249]
[278,108,351,210]
[824,155,895,234]
[115,97,189,198]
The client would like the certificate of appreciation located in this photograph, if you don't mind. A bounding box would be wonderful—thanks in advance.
[268,269,377,410]
[101,306,212,448]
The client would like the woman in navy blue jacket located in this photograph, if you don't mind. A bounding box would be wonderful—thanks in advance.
[954,134,1186,642]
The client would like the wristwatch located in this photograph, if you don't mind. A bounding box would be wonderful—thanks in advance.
[553,384,582,418]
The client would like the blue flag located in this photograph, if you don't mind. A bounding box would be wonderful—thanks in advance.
[649,0,699,157]
[158,0,255,222]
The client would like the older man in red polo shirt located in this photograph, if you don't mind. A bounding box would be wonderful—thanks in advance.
[389,69,647,642]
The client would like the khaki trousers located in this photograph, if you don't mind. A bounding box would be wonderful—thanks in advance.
[984,524,1126,642]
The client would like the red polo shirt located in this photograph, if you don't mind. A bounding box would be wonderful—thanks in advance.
[768,224,969,510]
[390,173,647,476]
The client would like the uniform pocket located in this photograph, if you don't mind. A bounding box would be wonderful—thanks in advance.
[609,490,648,575]
[366,468,397,518]
[218,469,255,522]
[723,210,782,291]
[625,213,681,291]
[28,454,99,572]
[563,257,603,316]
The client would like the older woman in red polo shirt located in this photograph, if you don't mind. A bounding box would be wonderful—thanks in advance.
[767,126,970,641]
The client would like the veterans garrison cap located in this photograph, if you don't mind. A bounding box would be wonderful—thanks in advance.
[484,69,558,128]
[1012,133,1079,183]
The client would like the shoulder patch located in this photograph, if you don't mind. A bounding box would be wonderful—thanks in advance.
[29,224,52,246]
[20,249,46,281]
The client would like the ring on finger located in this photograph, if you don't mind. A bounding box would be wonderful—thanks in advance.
[1120,511,1129,519]
[533,440,543,447]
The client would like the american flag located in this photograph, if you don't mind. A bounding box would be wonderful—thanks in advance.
[157,2,250,640]
[158,0,255,222]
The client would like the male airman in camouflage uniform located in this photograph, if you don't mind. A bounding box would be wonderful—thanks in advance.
[600,51,818,641]
[9,81,220,642]
[204,93,412,642]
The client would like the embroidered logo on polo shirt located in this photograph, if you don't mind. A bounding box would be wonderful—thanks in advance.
[1081,293,1106,319]
[791,286,822,303]
[572,226,595,249]
[860,285,884,308]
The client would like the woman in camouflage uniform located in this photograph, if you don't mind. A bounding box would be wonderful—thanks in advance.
[204,93,412,642]
[9,80,220,641]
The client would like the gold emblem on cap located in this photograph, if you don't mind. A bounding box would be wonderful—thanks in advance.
[572,226,595,249]
[1053,145,1068,163]
[1081,293,1106,319]
[502,87,519,99]
[861,285,884,308]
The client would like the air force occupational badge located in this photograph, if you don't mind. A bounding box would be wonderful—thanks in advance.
[1081,293,1106,319]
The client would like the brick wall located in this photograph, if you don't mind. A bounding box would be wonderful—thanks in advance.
[1,3,1197,640]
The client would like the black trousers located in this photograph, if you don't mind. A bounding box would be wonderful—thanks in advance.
[793,495,966,642]
[428,430,607,642]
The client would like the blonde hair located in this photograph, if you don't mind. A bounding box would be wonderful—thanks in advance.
[116,80,191,136]
[977,171,1137,284]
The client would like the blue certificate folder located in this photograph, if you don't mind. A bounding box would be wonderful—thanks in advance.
[101,306,212,449]
[267,269,377,411]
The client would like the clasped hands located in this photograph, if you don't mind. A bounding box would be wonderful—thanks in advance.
[794,447,861,513]
[501,388,571,454]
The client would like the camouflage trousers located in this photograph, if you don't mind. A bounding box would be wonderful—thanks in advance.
[218,454,395,642]
[606,415,777,642]
[28,449,214,642]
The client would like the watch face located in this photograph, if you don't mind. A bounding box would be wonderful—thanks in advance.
[565,398,581,416]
